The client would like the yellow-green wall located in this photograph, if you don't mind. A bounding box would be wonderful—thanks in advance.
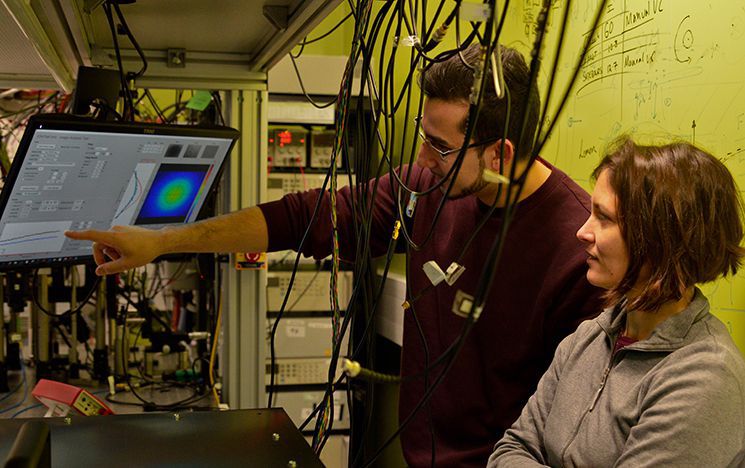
[503,0,745,353]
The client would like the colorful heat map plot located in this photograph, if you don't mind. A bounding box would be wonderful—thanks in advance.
[135,164,212,224]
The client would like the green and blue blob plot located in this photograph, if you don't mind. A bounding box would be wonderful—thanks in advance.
[158,179,193,213]
[136,165,209,224]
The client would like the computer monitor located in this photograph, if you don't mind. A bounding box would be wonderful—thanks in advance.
[0,114,240,270]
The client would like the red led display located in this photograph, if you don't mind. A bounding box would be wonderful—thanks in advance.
[277,130,293,147]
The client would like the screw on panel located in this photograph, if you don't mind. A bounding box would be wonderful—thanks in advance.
[64,417,71,425]
[173,413,180,421]
[287,461,297,468]
[167,49,186,68]
[272,433,280,442]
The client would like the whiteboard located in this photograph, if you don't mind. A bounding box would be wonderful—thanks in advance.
[503,0,745,350]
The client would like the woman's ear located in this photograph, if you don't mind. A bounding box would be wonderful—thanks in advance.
[485,139,515,172]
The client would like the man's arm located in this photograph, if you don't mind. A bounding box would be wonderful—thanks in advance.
[64,206,268,276]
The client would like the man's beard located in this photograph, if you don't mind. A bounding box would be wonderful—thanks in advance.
[443,156,488,200]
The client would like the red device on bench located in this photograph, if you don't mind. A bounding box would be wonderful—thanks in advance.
[32,379,114,417]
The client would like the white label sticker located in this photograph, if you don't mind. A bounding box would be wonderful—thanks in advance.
[286,325,306,338]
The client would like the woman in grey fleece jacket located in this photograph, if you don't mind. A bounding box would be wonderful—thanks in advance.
[489,137,745,467]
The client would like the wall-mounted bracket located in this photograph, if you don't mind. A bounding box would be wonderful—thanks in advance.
[263,5,289,30]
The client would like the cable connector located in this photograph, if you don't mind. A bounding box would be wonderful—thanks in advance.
[423,261,466,286]
[188,331,210,341]
[406,193,418,217]
[422,22,450,52]
[342,358,401,383]
[392,220,401,240]
[342,358,362,378]
[469,46,488,105]
[432,23,449,43]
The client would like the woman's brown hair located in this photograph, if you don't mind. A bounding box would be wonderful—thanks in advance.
[594,137,745,312]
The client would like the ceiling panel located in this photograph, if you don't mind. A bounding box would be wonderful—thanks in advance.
[83,0,301,56]
[0,0,341,91]
[0,2,65,89]
[0,7,50,74]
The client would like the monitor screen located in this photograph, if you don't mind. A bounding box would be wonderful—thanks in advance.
[0,114,239,270]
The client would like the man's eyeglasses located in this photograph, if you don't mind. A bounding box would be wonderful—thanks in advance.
[414,117,499,161]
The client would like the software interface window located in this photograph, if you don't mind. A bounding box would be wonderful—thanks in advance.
[0,129,233,267]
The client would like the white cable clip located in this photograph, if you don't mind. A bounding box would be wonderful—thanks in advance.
[422,260,445,286]
[459,3,492,22]
[451,290,483,321]
[444,262,466,285]
[423,261,465,286]
[402,35,421,48]
[423,261,446,286]
[483,168,511,185]
[490,49,506,99]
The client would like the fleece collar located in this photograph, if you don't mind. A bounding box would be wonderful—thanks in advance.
[596,287,709,352]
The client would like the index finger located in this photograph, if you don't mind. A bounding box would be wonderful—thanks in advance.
[65,229,113,243]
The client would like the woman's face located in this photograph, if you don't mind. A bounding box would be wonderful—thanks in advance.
[576,169,630,290]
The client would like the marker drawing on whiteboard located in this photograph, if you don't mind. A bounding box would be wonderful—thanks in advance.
[691,120,696,145]
[674,15,693,64]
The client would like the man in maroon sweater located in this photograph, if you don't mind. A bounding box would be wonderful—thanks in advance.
[67,44,603,466]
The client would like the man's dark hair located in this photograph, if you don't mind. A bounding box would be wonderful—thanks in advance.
[419,44,540,160]
[595,137,745,312]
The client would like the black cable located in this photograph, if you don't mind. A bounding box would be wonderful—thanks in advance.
[300,12,354,46]
[117,289,171,333]
[102,1,133,121]
[467,2,554,322]
[111,1,147,79]
[144,89,167,122]
[265,0,606,462]
[290,39,306,60]
[31,269,100,319]
[288,0,436,458]
[271,0,606,461]
[90,98,124,121]
[267,165,337,408]
[288,54,337,109]
[282,0,450,458]
[354,9,510,466]
[488,2,512,67]
[284,267,323,312]
[116,308,210,411]
[147,260,189,299]
[0,94,61,121]
[267,0,384,418]
[534,0,608,154]
[210,92,227,126]
[308,1,382,453]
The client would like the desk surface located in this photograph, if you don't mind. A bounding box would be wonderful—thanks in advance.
[0,408,323,467]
